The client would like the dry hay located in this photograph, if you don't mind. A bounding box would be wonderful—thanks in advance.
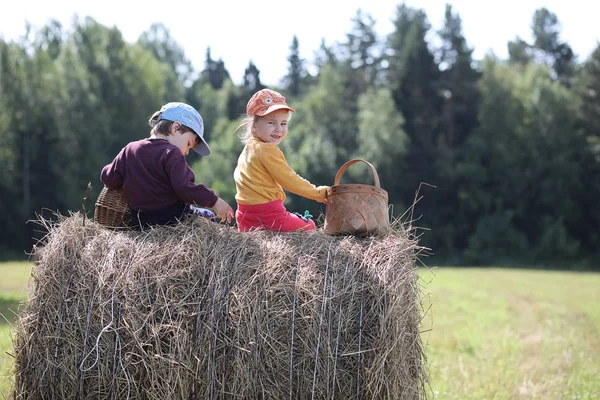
[13,213,428,399]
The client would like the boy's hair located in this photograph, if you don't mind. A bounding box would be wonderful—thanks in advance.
[237,112,293,145]
[149,111,201,146]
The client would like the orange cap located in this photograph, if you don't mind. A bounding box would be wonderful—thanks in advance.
[246,89,295,117]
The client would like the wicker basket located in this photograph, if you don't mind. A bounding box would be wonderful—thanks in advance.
[94,186,131,228]
[324,159,389,236]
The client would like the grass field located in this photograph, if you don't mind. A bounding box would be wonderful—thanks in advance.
[0,261,31,400]
[0,262,598,399]
[420,267,600,399]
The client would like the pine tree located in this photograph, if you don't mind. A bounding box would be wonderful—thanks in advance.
[387,5,442,213]
[282,36,307,97]
[508,8,574,84]
[431,4,482,254]
[200,47,230,90]
[531,8,574,81]
[242,60,264,96]
[438,4,481,149]
[344,9,381,92]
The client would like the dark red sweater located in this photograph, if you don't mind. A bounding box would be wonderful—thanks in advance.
[101,138,218,211]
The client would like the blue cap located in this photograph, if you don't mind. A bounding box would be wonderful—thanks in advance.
[157,102,211,156]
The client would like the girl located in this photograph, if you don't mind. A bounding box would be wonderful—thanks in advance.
[101,102,234,229]
[233,89,329,232]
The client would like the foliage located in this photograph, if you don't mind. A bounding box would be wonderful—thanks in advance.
[282,36,308,97]
[0,5,598,267]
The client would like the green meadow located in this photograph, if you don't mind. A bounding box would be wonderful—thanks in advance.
[0,261,31,399]
[1,262,598,399]
[420,267,600,399]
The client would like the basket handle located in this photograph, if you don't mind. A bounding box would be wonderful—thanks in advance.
[333,159,381,187]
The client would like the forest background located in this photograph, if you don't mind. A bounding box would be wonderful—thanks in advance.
[1,4,599,268]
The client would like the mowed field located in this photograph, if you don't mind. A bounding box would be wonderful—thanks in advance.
[420,267,600,399]
[0,261,32,399]
[0,262,598,399]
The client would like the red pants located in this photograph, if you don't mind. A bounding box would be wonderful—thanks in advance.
[236,200,316,232]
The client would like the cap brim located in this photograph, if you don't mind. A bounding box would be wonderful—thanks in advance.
[192,139,211,156]
[255,104,295,117]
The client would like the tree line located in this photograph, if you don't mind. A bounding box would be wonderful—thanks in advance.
[1,4,599,267]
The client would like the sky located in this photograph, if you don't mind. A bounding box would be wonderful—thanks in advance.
[2,0,599,86]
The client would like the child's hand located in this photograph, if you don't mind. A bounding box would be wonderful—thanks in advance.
[317,186,330,204]
[212,197,235,224]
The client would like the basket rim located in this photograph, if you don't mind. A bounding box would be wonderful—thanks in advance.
[327,184,388,198]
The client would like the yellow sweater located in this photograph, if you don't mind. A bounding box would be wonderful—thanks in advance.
[234,138,328,205]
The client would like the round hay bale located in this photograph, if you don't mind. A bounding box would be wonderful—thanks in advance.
[13,214,427,399]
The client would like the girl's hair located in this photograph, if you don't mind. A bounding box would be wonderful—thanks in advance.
[236,111,293,145]
[237,116,257,145]
[149,111,200,145]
